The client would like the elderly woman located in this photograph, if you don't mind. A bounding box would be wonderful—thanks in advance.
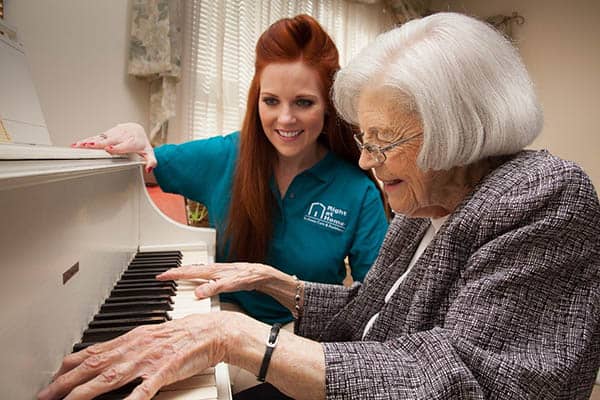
[38,12,600,400]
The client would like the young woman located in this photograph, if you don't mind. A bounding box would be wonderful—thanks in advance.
[74,14,388,326]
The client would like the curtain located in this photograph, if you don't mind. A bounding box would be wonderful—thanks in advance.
[486,13,525,40]
[128,0,183,146]
[383,0,430,24]
[178,0,395,141]
[350,0,431,24]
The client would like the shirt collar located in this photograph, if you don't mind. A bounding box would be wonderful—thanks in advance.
[269,150,338,196]
[301,150,337,184]
[430,214,450,233]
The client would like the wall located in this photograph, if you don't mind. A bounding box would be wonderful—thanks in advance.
[4,0,149,146]
[430,0,600,190]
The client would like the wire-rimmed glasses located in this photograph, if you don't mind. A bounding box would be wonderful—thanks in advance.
[353,131,423,164]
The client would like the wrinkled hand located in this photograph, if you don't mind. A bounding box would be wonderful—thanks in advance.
[157,263,276,299]
[37,313,230,400]
[72,123,157,172]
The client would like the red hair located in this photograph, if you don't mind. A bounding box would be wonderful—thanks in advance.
[225,14,385,262]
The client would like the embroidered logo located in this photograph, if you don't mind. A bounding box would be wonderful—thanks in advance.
[304,202,348,232]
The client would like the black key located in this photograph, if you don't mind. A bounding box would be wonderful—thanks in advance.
[129,258,179,264]
[82,326,137,342]
[100,301,173,312]
[82,315,167,343]
[136,250,181,255]
[132,253,180,259]
[123,268,171,274]
[89,317,166,329]
[110,287,176,297]
[126,263,179,270]
[94,310,171,320]
[114,278,177,287]
[114,282,176,290]
[94,310,171,321]
[119,272,165,280]
[104,295,173,304]
[134,251,181,259]
[73,341,95,352]
[129,257,181,264]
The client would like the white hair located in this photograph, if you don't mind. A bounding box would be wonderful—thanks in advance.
[332,12,543,170]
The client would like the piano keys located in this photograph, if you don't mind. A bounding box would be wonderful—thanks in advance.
[71,250,228,399]
[74,250,181,351]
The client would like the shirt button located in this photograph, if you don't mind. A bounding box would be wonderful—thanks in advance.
[289,193,295,199]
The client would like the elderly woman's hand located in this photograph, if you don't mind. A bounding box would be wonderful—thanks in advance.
[157,263,300,313]
[157,263,279,299]
[72,123,157,172]
[37,312,236,400]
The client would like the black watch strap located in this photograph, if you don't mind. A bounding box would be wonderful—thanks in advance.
[257,323,282,382]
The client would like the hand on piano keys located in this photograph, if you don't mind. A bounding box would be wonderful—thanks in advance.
[37,251,234,400]
[157,262,287,302]
[38,314,228,400]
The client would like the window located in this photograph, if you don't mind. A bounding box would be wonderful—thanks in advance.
[175,0,394,141]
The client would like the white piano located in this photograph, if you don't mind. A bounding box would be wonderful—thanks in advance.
[0,21,231,399]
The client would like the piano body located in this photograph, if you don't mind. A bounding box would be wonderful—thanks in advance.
[0,22,231,399]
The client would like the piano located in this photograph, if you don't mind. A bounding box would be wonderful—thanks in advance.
[0,20,231,399]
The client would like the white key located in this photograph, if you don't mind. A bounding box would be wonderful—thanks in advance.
[161,374,216,390]
[181,250,209,266]
[169,250,212,319]
[169,280,211,319]
[154,386,218,400]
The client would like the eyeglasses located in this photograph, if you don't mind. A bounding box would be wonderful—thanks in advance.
[353,132,423,164]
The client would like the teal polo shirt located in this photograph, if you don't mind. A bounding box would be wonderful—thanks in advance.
[154,132,388,324]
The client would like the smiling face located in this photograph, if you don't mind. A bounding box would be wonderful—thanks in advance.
[258,61,327,168]
[357,88,456,218]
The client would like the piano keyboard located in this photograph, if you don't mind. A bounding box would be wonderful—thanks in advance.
[72,249,230,400]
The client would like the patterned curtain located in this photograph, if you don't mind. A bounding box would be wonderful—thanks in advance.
[350,0,431,24]
[128,0,183,146]
[486,12,525,40]
[383,0,431,24]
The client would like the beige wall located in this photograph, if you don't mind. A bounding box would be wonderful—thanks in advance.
[431,0,600,191]
[4,0,149,146]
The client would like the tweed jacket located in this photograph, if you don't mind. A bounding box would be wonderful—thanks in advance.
[296,150,600,399]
